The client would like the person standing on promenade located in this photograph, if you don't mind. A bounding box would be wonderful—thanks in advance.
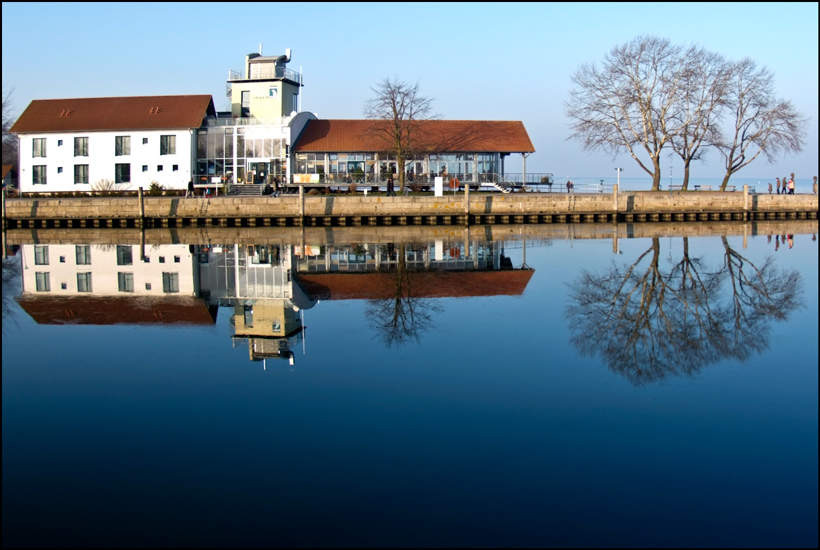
[788,177,795,194]
[776,177,781,194]
[186,179,194,198]
[566,179,571,193]
[788,235,794,249]
[768,182,772,194]
[386,176,396,197]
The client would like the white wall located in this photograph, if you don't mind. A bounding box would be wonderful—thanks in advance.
[17,129,194,194]
[20,243,196,296]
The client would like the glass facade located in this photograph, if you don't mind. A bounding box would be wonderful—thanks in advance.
[195,126,286,185]
[293,152,500,184]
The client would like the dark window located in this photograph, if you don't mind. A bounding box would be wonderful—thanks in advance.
[33,138,46,158]
[160,135,176,155]
[35,272,50,292]
[115,163,131,183]
[77,272,92,292]
[172,165,178,171]
[162,272,179,293]
[74,165,89,184]
[157,165,163,172]
[75,245,91,265]
[116,245,133,266]
[74,137,89,157]
[32,165,47,184]
[118,272,134,293]
[57,167,63,174]
[115,136,130,156]
[34,245,49,265]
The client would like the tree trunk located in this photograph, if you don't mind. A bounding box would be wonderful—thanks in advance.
[398,158,406,193]
[719,173,731,191]
[650,159,662,191]
[681,162,691,190]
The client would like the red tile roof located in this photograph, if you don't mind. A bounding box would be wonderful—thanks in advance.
[293,119,535,154]
[295,269,534,301]
[16,295,218,325]
[10,95,216,133]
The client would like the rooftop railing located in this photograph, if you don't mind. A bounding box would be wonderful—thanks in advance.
[203,116,287,127]
[228,67,302,84]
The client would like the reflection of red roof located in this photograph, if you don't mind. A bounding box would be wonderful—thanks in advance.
[293,119,535,153]
[10,95,216,133]
[295,270,534,301]
[15,295,217,325]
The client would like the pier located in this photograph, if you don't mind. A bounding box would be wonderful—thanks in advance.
[2,187,817,231]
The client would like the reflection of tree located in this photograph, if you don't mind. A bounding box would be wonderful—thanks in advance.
[365,243,441,348]
[567,237,801,385]
[2,255,21,333]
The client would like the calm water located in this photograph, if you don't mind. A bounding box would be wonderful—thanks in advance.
[2,222,818,547]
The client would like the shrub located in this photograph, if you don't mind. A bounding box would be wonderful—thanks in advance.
[147,181,164,196]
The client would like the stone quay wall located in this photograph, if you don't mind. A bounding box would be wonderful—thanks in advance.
[8,219,818,247]
[3,191,818,223]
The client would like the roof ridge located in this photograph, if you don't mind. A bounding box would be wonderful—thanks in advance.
[28,94,212,102]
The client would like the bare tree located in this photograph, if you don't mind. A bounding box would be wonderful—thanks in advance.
[2,87,19,169]
[365,243,440,347]
[713,58,807,190]
[669,48,731,190]
[364,77,435,193]
[566,36,691,191]
[566,236,802,385]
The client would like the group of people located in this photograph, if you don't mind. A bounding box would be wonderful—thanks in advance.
[768,173,799,195]
[565,180,575,193]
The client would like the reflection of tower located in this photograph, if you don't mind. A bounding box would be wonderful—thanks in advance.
[197,243,314,363]
[231,299,303,364]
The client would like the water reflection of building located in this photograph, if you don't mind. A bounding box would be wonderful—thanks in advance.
[196,243,313,364]
[15,243,217,325]
[15,240,533,361]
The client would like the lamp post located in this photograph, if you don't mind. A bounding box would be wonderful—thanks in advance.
[669,166,672,190]
[615,167,622,188]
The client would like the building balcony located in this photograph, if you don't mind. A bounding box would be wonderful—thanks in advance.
[228,67,302,85]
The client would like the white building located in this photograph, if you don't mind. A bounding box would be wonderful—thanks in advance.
[11,95,215,195]
[20,243,197,297]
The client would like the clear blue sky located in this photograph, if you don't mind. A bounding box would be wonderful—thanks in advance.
[3,2,817,181]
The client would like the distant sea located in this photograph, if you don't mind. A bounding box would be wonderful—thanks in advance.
[556,176,817,194]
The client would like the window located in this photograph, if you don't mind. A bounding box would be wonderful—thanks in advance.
[33,138,46,158]
[142,165,148,172]
[32,165,47,185]
[293,93,298,112]
[142,137,148,145]
[76,273,92,293]
[241,91,250,116]
[173,256,180,263]
[118,272,134,293]
[159,256,165,263]
[116,245,133,266]
[75,245,91,265]
[59,256,66,263]
[115,163,131,183]
[74,165,89,184]
[58,140,63,146]
[57,167,63,174]
[115,136,130,156]
[160,135,176,155]
[35,272,50,292]
[34,245,49,265]
[162,272,179,293]
[157,165,163,172]
[61,282,67,290]
[172,165,178,171]
[74,137,88,157]
[269,87,278,97]
[145,283,152,290]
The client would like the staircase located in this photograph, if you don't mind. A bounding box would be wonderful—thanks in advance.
[232,184,266,196]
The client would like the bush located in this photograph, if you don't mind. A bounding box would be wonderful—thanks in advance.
[348,183,357,194]
[147,181,164,196]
